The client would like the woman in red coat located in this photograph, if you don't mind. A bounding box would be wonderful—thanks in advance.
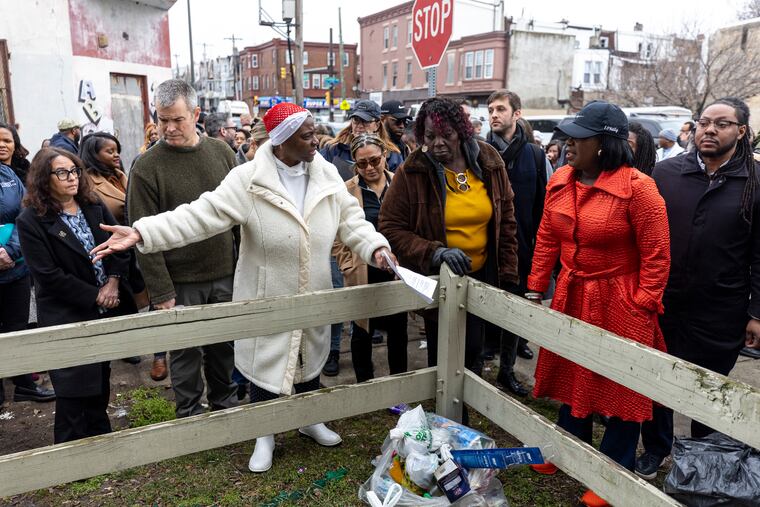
[526,102,670,507]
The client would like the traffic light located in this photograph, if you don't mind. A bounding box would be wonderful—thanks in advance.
[325,91,331,103]
[253,96,259,106]
[280,67,286,79]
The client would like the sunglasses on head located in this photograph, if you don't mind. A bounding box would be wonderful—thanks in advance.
[354,155,384,170]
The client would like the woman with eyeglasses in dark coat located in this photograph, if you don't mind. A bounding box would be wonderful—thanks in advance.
[16,148,135,443]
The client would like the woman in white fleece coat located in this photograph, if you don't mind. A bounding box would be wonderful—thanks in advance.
[92,104,394,473]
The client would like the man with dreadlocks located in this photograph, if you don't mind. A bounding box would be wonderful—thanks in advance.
[636,97,760,481]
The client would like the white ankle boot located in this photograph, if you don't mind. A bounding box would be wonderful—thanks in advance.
[248,434,275,472]
[298,423,342,446]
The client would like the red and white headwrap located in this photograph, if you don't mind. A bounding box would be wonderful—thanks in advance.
[263,103,312,146]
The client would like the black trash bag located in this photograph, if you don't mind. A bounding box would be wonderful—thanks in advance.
[663,432,760,506]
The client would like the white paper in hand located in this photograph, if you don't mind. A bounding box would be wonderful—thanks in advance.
[381,251,438,304]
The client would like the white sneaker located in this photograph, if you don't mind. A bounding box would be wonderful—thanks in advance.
[298,423,342,446]
[248,434,275,473]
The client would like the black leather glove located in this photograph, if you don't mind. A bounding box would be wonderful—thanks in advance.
[431,247,472,276]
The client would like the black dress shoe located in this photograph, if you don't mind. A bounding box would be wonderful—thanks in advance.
[497,372,529,397]
[13,384,56,402]
[322,350,340,377]
[517,342,534,360]
[739,346,760,359]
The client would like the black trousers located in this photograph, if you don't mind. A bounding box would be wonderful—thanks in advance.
[351,266,409,382]
[53,363,112,444]
[0,275,36,402]
[558,404,641,471]
[250,376,321,403]
[640,317,742,458]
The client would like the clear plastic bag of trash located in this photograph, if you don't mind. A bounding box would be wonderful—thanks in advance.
[359,405,508,506]
[663,432,760,506]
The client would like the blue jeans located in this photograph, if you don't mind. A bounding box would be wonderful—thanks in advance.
[330,257,343,353]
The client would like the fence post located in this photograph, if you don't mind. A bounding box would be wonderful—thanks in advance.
[435,264,468,422]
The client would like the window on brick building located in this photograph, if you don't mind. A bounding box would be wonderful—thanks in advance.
[383,27,389,49]
[392,62,398,88]
[406,61,412,85]
[484,49,494,79]
[252,54,258,68]
[392,25,398,48]
[382,64,388,89]
[464,52,474,80]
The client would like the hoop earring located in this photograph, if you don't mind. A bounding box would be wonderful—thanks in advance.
[421,145,428,153]
[597,149,602,157]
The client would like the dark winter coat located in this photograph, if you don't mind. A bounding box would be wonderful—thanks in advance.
[0,163,28,283]
[378,139,519,289]
[49,132,79,155]
[486,126,548,292]
[652,151,760,351]
[16,200,134,397]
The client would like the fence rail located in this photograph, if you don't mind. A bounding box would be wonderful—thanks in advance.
[0,266,757,506]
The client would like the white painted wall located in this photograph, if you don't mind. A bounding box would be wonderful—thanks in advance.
[70,56,171,139]
[0,0,76,152]
[0,0,172,156]
[572,48,610,90]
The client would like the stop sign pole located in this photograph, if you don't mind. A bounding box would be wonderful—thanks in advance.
[411,0,453,98]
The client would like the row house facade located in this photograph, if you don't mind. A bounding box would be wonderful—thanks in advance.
[358,2,510,108]
[358,2,575,111]
[238,39,359,112]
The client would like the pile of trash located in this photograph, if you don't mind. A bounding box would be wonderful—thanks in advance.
[359,405,545,506]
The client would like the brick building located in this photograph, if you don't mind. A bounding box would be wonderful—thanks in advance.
[239,39,359,113]
[358,1,511,108]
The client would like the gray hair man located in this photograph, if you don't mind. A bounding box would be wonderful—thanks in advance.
[205,112,237,151]
[127,79,239,417]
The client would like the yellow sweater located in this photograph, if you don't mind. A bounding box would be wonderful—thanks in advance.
[444,168,493,272]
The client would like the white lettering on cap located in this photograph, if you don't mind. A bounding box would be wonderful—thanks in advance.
[603,126,619,133]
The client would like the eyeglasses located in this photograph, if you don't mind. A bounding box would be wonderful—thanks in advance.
[695,118,742,130]
[355,155,384,170]
[390,118,409,127]
[51,167,82,181]
[351,117,377,126]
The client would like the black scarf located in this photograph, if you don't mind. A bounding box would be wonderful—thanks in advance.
[487,123,527,166]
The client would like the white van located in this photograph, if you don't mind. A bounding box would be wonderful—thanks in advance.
[217,100,251,127]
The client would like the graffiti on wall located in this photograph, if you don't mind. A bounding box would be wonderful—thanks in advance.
[77,79,114,136]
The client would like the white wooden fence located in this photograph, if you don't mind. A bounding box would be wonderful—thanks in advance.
[1,266,758,505]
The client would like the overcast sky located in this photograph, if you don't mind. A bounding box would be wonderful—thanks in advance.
[168,0,747,69]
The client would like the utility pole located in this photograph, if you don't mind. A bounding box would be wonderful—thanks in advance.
[328,28,334,121]
[187,0,195,86]
[225,34,242,100]
[294,0,304,105]
[173,53,181,78]
[338,7,346,100]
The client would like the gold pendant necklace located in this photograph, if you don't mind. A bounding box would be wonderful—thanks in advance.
[445,167,470,192]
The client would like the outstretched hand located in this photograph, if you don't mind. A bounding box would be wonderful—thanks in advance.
[90,224,142,263]
[373,247,398,272]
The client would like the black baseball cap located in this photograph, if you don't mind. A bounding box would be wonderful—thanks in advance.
[380,100,410,119]
[350,100,382,121]
[556,101,628,140]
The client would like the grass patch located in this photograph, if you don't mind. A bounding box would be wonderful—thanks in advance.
[65,475,106,497]
[125,386,175,428]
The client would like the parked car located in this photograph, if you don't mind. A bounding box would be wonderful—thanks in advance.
[525,115,570,146]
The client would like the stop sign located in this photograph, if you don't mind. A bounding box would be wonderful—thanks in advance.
[411,0,454,70]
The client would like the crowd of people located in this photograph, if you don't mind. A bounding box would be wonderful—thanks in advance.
[2,77,760,506]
